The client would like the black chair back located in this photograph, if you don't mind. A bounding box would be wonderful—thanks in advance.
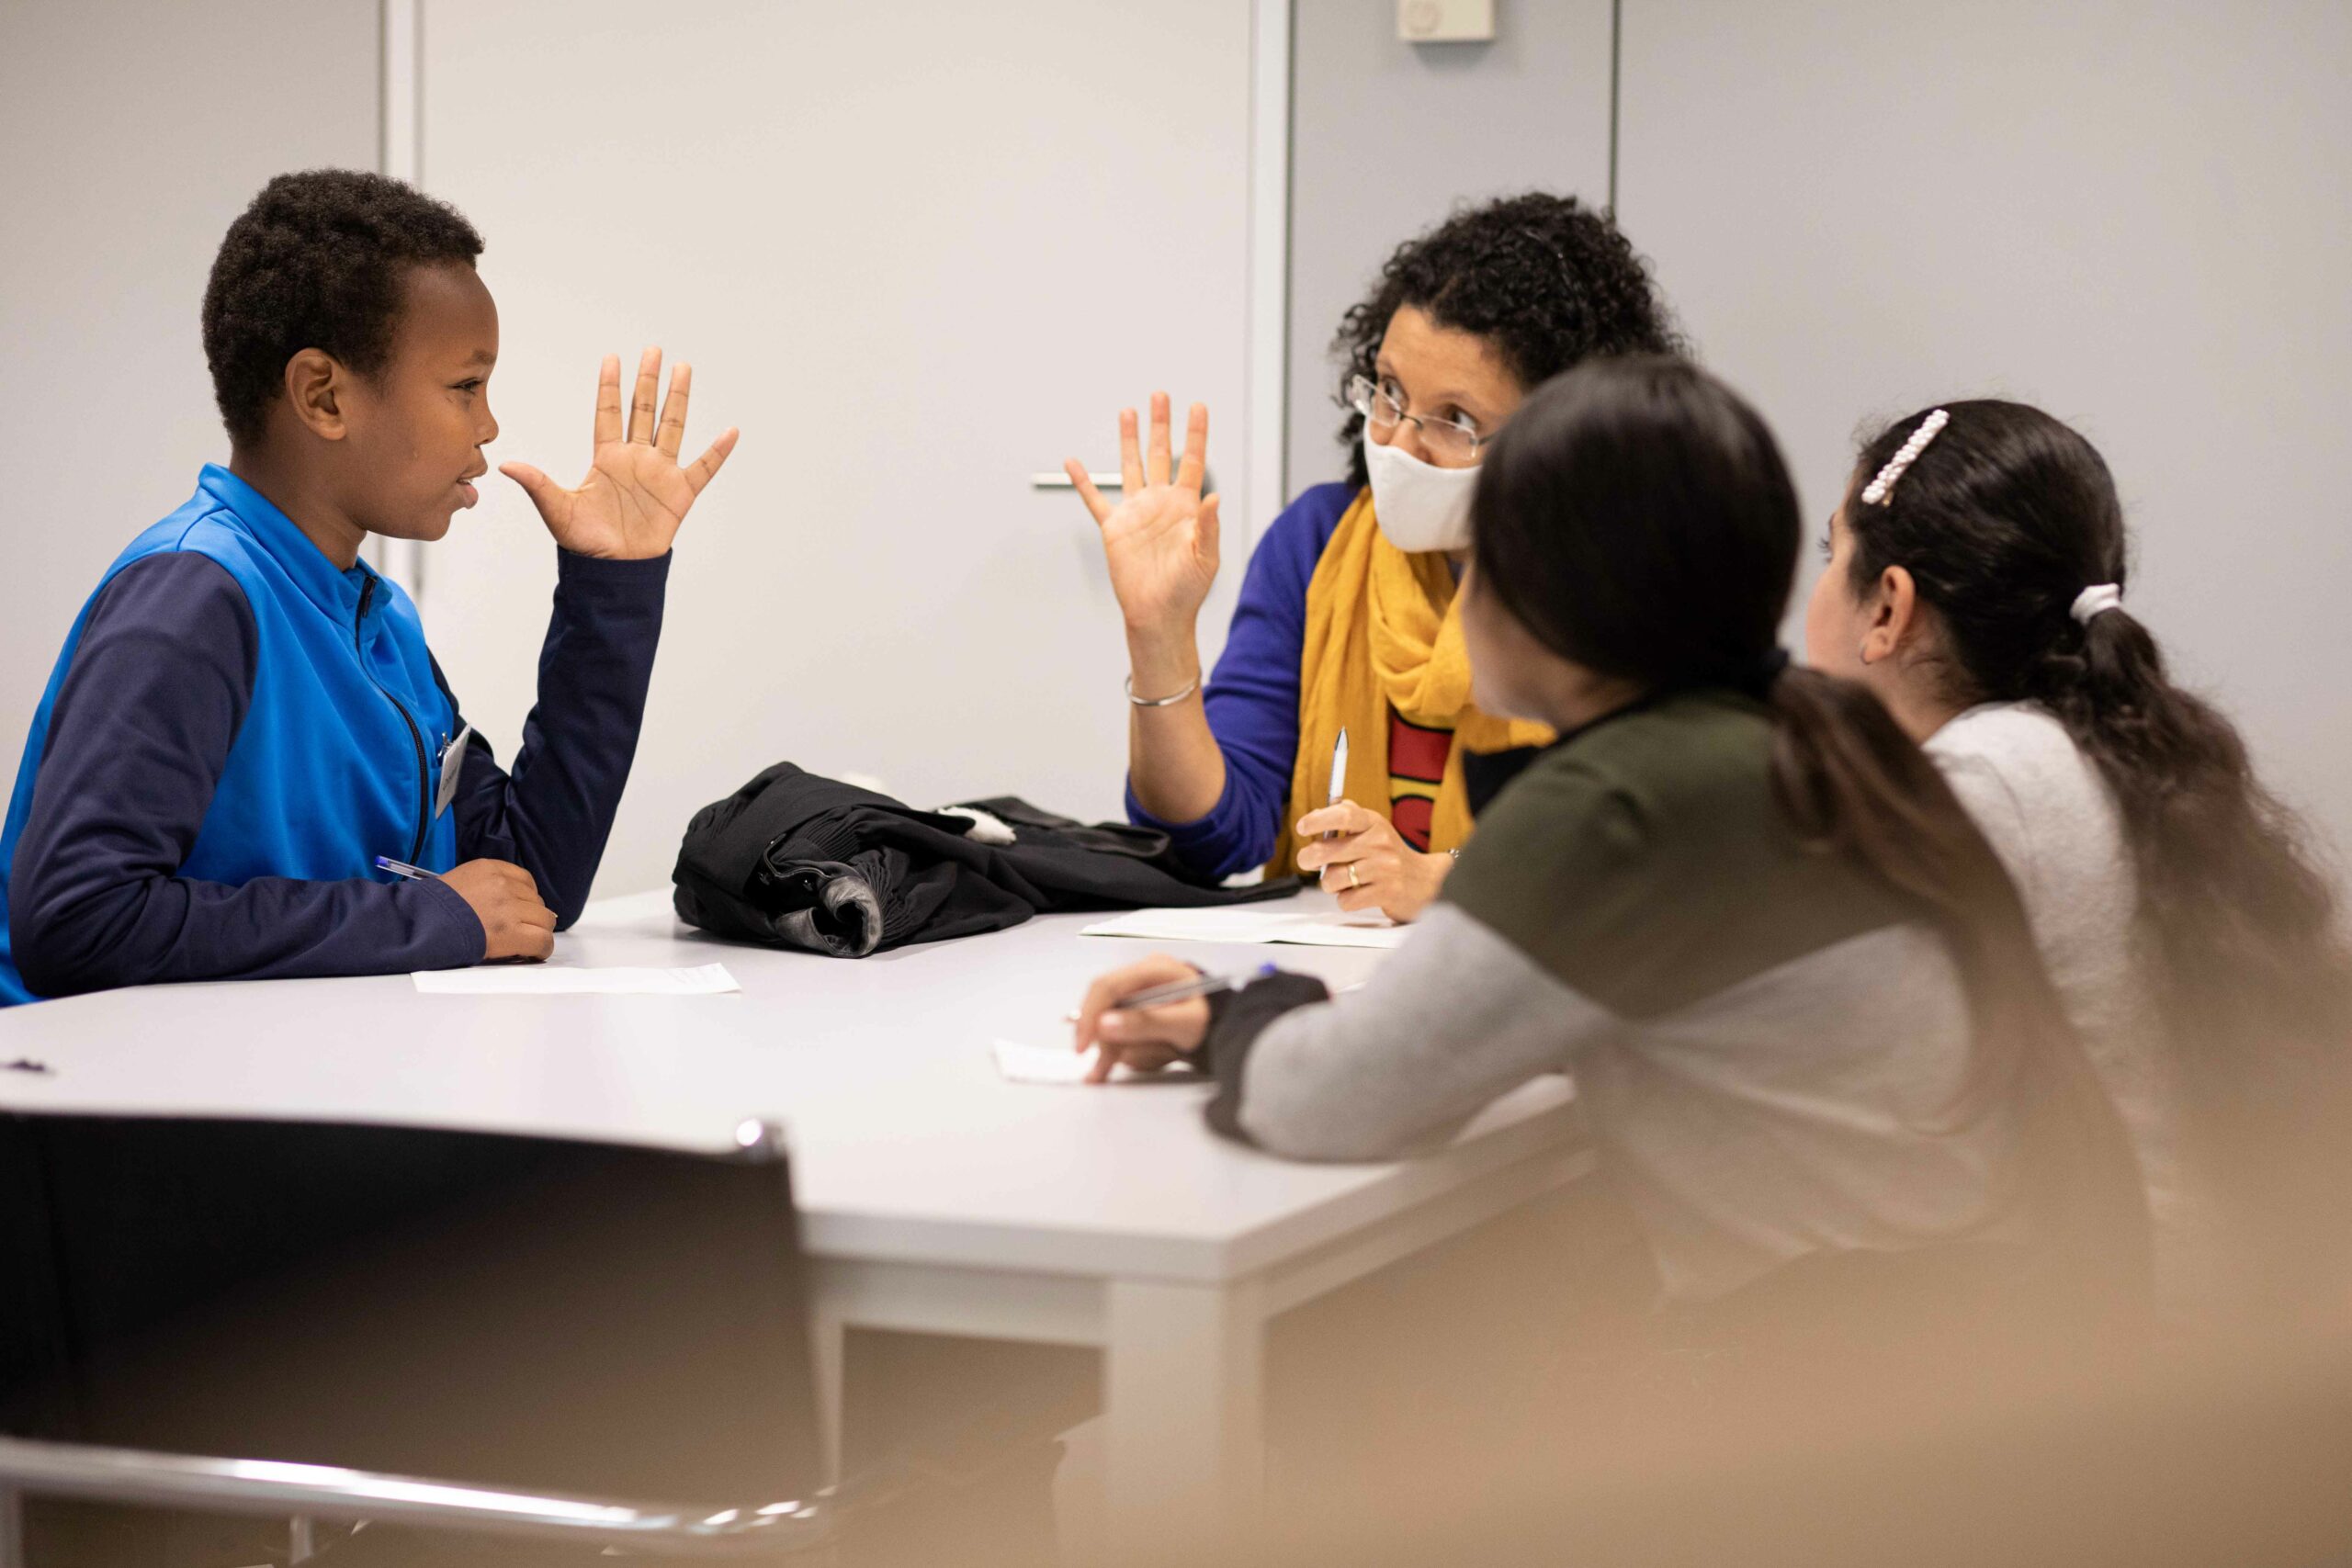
[0,1111,821,1511]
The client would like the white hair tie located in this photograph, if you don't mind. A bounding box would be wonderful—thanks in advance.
[1860,408,1950,505]
[2071,583,2124,625]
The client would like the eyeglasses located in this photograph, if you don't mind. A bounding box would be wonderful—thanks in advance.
[1347,374,1489,465]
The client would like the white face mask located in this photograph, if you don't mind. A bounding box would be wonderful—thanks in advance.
[1364,434,1480,555]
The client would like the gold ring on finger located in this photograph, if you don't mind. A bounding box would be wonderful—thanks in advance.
[1348,863,1361,890]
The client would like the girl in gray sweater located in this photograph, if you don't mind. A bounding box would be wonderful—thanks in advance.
[1073,359,2148,1335]
[1804,400,2352,1327]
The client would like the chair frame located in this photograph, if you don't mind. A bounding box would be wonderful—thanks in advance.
[0,1114,842,1564]
[0,1434,833,1563]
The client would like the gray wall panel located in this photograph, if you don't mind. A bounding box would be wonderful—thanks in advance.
[1617,0,2352,861]
[0,1,379,760]
[1285,0,1615,494]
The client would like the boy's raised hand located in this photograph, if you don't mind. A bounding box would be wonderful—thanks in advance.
[500,347,739,560]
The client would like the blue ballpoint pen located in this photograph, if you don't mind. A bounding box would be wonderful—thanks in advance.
[375,855,438,882]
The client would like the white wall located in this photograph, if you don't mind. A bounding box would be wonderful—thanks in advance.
[1284,0,1615,491]
[1617,0,2352,863]
[414,0,1259,897]
[0,0,379,761]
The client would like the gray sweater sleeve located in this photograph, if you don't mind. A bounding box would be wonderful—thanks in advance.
[1204,903,1607,1161]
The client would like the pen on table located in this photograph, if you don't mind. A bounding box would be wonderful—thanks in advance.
[375,856,437,882]
[1322,726,1350,841]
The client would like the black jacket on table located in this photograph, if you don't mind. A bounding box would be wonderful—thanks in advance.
[673,764,1298,957]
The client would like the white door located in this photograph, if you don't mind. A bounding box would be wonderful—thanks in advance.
[417,0,1261,896]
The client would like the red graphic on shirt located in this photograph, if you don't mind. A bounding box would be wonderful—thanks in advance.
[1390,794,1436,850]
[1387,707,1453,852]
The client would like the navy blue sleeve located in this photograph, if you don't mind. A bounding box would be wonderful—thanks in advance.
[7,554,484,998]
[434,549,670,929]
[1125,483,1354,881]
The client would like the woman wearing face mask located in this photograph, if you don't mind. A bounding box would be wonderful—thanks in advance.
[1065,193,1678,919]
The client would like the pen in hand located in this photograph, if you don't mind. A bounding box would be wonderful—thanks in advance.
[1059,960,1280,1024]
[1108,961,1278,1012]
[381,857,558,964]
[1322,726,1350,842]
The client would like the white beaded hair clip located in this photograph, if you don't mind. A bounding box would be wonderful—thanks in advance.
[1860,408,1951,505]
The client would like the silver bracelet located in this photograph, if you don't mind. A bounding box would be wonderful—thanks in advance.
[1125,672,1201,707]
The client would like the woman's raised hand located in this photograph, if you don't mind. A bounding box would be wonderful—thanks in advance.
[1067,392,1221,638]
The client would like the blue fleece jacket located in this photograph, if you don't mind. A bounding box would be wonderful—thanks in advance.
[0,465,666,1005]
[1125,481,1357,881]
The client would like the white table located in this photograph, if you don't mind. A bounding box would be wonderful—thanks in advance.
[0,889,1586,1563]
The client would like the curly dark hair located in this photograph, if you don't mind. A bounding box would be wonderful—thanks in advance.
[1332,191,1679,486]
[201,169,484,448]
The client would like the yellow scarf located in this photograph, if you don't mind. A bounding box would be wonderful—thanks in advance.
[1268,490,1555,877]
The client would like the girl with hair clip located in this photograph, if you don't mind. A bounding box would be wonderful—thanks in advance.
[1806,400,2352,1330]
[1073,358,2151,1367]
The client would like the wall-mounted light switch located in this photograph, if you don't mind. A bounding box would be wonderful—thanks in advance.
[1398,0,1496,44]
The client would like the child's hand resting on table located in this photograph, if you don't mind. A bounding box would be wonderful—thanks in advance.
[442,860,557,962]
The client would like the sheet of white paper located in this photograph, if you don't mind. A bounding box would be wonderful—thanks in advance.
[990,1038,1191,1086]
[1078,907,1409,950]
[412,963,741,996]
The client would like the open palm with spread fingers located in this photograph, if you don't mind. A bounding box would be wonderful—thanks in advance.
[501,346,739,560]
[1067,392,1221,635]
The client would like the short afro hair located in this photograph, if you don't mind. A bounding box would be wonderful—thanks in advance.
[201,169,484,448]
[1332,191,1680,486]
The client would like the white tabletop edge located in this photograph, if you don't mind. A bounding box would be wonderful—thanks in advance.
[0,887,1588,1284]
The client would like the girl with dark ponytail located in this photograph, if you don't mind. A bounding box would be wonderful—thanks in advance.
[1074,358,2149,1352]
[1807,399,2352,1325]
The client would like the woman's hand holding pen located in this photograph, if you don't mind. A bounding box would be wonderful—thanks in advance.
[1295,800,1452,923]
[1073,955,1213,1083]
[502,347,739,561]
[442,860,557,962]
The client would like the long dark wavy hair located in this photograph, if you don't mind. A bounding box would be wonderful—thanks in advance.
[1472,359,2152,1314]
[1331,192,1679,487]
[1840,400,2352,1298]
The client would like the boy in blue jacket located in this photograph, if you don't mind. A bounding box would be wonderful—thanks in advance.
[0,169,737,1004]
